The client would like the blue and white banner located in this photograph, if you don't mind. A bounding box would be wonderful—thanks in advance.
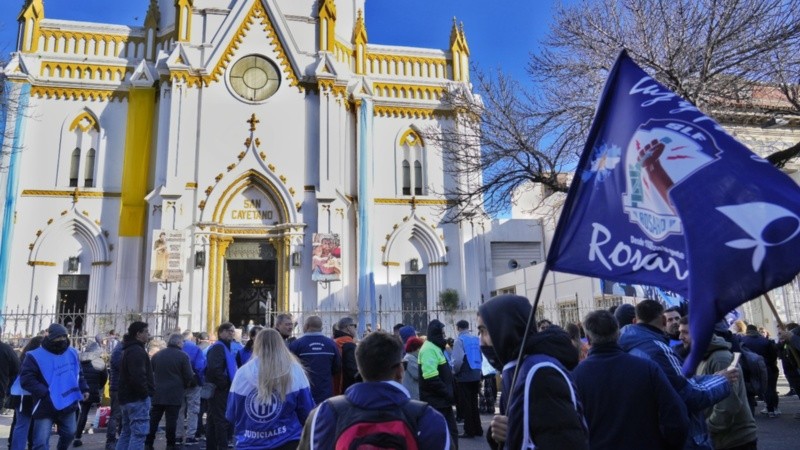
[547,51,800,374]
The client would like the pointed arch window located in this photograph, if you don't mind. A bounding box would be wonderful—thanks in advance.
[63,110,101,188]
[399,129,426,196]
[414,160,423,195]
[69,148,81,187]
[84,148,96,187]
[402,160,411,195]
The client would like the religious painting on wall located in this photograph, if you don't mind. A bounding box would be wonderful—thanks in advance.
[311,233,341,282]
[150,230,186,282]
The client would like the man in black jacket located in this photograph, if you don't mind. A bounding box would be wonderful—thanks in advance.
[205,322,237,450]
[145,333,194,450]
[117,321,154,450]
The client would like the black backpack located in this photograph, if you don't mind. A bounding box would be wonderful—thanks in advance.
[739,345,768,397]
[326,395,428,450]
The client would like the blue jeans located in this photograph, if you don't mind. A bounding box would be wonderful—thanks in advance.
[32,409,77,450]
[10,410,32,450]
[115,398,151,450]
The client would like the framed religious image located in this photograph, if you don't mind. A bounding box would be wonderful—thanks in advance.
[150,230,186,282]
[311,233,341,282]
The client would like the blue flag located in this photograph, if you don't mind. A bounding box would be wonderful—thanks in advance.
[546,51,800,375]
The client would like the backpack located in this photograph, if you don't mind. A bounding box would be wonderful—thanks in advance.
[326,395,428,450]
[739,346,768,397]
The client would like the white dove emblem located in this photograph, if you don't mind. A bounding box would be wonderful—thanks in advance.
[717,202,800,272]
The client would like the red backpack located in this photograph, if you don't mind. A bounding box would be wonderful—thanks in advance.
[326,396,428,450]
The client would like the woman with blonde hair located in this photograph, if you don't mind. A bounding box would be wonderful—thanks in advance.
[226,328,314,450]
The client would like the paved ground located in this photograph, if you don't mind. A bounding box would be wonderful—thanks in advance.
[3,378,800,449]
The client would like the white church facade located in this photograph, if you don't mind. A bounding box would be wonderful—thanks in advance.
[0,0,503,337]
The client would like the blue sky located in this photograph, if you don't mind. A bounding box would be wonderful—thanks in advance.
[0,0,566,82]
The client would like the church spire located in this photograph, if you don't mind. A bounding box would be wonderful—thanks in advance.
[449,18,470,82]
[319,0,337,52]
[352,9,368,74]
[17,0,44,53]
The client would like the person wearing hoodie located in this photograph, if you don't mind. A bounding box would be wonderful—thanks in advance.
[73,342,109,447]
[688,322,758,449]
[618,300,734,450]
[19,323,89,450]
[418,319,458,447]
[116,321,155,450]
[226,328,315,450]
[399,325,417,346]
[332,317,358,395]
[297,330,453,450]
[402,337,424,400]
[477,295,588,450]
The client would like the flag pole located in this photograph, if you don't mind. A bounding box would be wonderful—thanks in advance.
[763,292,800,367]
[499,265,550,450]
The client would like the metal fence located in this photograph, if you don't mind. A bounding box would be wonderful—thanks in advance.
[0,302,178,351]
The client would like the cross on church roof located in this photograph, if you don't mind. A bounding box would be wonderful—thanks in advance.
[247,113,260,132]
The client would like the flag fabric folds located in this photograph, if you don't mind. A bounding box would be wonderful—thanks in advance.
[546,50,800,375]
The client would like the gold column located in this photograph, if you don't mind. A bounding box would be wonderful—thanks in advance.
[217,237,234,325]
[281,236,291,311]
[206,235,218,333]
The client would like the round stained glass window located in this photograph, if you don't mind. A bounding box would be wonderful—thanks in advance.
[229,55,280,102]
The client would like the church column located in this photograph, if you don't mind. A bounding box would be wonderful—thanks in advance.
[206,235,218,332]
[0,81,31,313]
[215,237,233,326]
[117,85,157,311]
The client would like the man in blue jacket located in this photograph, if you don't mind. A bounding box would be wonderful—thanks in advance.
[177,329,206,445]
[451,320,483,439]
[619,300,735,450]
[289,315,341,404]
[20,323,89,450]
[297,330,453,449]
[574,309,688,449]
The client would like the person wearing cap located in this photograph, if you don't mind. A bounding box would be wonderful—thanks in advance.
[19,323,89,450]
[399,325,417,345]
[332,317,359,395]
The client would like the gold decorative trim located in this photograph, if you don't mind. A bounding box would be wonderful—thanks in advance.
[429,261,448,266]
[304,185,315,192]
[31,86,128,102]
[185,182,198,189]
[317,79,348,97]
[28,261,56,266]
[374,198,451,205]
[373,105,450,119]
[21,190,121,198]
[69,111,100,132]
[40,61,132,83]
[373,83,444,101]
[37,28,144,57]
[399,128,424,147]
[382,261,400,267]
[92,261,113,266]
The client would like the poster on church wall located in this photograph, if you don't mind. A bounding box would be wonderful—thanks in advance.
[311,233,341,282]
[150,230,185,283]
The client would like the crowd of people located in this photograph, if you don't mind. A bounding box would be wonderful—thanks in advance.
[1,297,800,449]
